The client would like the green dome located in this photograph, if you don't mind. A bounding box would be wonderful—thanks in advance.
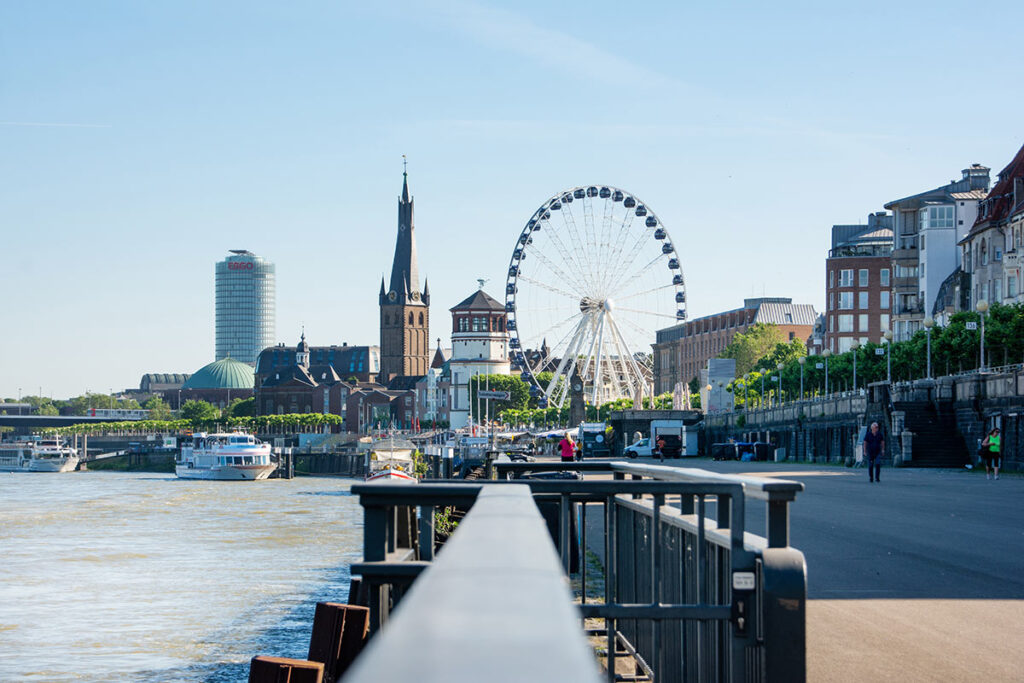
[182,358,254,390]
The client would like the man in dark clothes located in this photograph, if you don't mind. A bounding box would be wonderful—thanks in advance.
[863,421,885,483]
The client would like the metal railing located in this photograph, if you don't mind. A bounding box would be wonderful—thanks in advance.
[345,462,806,682]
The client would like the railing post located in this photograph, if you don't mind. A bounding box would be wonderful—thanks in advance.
[761,548,807,681]
[767,499,790,548]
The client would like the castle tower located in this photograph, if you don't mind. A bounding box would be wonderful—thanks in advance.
[379,163,430,382]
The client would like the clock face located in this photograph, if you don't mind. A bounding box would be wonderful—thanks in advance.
[573,383,583,392]
[411,292,419,301]
[400,223,407,232]
[388,290,397,302]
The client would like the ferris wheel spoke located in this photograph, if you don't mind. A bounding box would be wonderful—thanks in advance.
[536,214,592,293]
[546,315,591,408]
[608,254,666,299]
[522,246,590,299]
[589,312,608,405]
[600,209,643,294]
[599,318,628,405]
[559,201,600,293]
[616,281,678,303]
[605,227,659,296]
[607,312,651,396]
[614,305,681,321]
[517,274,584,301]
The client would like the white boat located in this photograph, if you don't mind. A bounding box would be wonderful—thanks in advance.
[0,439,80,472]
[176,431,276,481]
[365,436,418,484]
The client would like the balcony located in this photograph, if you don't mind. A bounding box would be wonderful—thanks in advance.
[892,247,918,262]
[893,276,918,290]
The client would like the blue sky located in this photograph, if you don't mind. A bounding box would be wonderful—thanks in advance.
[2,0,1022,399]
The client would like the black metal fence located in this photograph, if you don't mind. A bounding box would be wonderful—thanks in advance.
[345,460,806,682]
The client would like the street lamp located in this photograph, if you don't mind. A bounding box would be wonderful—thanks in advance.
[976,300,989,371]
[884,330,893,382]
[923,317,934,379]
[823,349,832,395]
[776,362,784,406]
[705,383,712,413]
[851,340,860,391]
[759,372,765,408]
[797,357,805,400]
[742,373,750,410]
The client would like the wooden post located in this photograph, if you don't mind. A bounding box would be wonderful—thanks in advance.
[307,602,369,682]
[248,655,324,683]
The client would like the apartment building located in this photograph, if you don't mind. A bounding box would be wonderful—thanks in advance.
[960,143,1024,311]
[652,297,817,393]
[884,165,990,341]
[824,213,893,353]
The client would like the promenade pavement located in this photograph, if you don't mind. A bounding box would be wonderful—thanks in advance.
[579,457,1024,682]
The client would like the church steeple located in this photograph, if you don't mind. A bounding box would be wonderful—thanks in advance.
[379,158,430,383]
[385,157,422,305]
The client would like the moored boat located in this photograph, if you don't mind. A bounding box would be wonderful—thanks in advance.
[176,431,276,481]
[0,438,80,472]
[365,435,418,484]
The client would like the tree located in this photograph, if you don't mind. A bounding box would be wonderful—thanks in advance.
[469,375,530,421]
[180,399,219,423]
[20,395,59,415]
[225,397,255,417]
[718,323,786,376]
[143,396,172,421]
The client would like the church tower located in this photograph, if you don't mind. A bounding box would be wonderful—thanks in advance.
[379,162,430,383]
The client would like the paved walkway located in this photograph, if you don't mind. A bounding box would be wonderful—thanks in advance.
[579,457,1024,681]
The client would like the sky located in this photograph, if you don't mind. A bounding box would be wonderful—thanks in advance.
[1,0,1022,400]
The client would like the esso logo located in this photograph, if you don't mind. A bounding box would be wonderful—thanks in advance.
[228,261,254,270]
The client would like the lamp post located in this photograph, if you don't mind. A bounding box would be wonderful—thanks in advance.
[823,349,832,395]
[742,373,750,410]
[705,384,713,413]
[976,300,989,371]
[883,330,893,382]
[851,340,860,391]
[759,372,765,408]
[797,357,805,400]
[776,362,785,406]
[923,317,934,379]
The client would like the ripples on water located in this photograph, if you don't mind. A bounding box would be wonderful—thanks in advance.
[0,472,363,682]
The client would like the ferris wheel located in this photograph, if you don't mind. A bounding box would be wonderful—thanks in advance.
[505,185,687,409]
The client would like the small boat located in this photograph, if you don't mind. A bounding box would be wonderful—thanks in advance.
[365,435,418,484]
[176,431,276,481]
[0,438,80,472]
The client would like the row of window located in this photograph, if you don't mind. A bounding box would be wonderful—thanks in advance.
[383,312,427,326]
[455,316,506,332]
[830,291,891,311]
[830,313,890,334]
[829,268,891,288]
[976,276,1020,305]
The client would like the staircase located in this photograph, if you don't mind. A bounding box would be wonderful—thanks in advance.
[897,401,969,467]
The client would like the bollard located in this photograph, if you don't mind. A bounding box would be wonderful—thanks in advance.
[307,602,370,682]
[248,655,324,683]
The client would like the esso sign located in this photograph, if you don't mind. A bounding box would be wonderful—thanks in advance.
[228,261,254,271]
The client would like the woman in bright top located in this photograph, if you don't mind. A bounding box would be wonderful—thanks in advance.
[982,427,1001,480]
[559,434,576,463]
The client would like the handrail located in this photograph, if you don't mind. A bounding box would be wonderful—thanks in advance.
[343,485,602,683]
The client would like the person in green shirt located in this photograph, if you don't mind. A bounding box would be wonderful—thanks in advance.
[982,427,1001,480]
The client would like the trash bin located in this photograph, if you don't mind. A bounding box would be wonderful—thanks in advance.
[753,442,773,462]
[711,443,736,461]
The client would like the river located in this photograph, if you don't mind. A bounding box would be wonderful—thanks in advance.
[0,471,363,682]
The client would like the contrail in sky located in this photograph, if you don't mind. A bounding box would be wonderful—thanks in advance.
[0,121,111,128]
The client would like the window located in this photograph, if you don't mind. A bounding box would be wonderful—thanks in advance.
[829,270,834,288]
[994,278,1002,301]
[858,292,869,309]
[457,317,469,332]
[880,269,890,286]
[1009,275,1018,298]
[981,239,988,265]
[838,337,854,353]
[829,293,834,310]
[409,313,414,325]
[859,314,869,332]
[927,205,954,229]
[840,270,854,287]
[880,314,890,332]
[838,315,854,332]
[920,235,926,250]
[839,292,853,309]
[859,269,869,287]
[880,291,890,309]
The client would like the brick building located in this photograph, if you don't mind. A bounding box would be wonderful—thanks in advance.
[652,298,817,393]
[824,213,894,353]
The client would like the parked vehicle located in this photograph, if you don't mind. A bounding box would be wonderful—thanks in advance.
[623,438,652,459]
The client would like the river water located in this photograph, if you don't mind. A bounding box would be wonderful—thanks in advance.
[0,471,363,682]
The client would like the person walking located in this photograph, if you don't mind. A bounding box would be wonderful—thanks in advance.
[656,436,666,462]
[559,434,576,463]
[982,427,1001,480]
[863,421,885,483]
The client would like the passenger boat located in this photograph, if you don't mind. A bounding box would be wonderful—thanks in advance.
[0,439,80,472]
[365,435,418,483]
[176,431,276,481]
